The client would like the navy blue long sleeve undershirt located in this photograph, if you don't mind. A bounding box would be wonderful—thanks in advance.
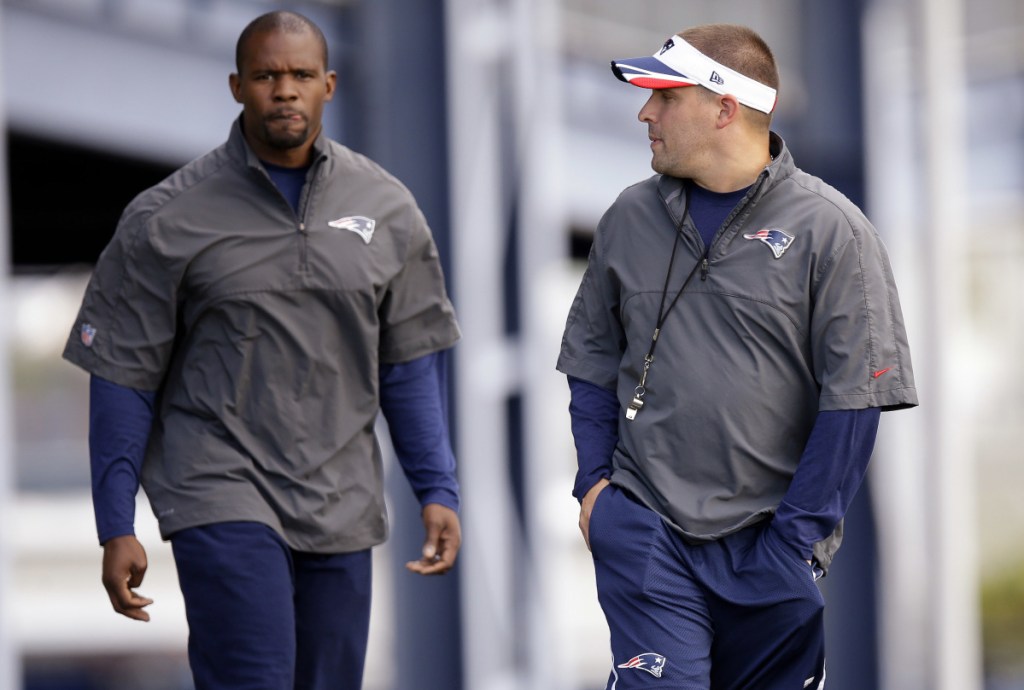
[378,351,461,512]
[89,350,459,545]
[89,376,156,544]
[567,376,620,502]
[771,406,880,559]
[566,375,881,560]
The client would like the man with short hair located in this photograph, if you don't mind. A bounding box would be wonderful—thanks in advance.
[64,10,462,689]
[558,24,917,689]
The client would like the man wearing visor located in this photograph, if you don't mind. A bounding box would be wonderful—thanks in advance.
[558,24,917,689]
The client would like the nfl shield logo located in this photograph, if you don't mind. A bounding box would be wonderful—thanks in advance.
[80,323,96,347]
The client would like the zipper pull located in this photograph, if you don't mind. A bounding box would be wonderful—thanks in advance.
[700,258,709,281]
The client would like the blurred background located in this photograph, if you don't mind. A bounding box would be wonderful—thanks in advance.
[1,0,1022,688]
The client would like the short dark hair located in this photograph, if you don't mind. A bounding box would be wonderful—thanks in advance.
[235,10,329,74]
[680,24,779,126]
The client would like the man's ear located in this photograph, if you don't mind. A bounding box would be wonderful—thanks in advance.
[716,94,741,129]
[324,70,338,102]
[229,73,242,104]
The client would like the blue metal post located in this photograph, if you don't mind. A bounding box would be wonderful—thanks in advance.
[789,2,878,688]
[334,2,463,689]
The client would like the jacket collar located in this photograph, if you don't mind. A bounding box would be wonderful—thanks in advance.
[763,131,794,187]
[656,131,796,216]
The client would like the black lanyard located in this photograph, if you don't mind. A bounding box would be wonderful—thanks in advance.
[626,185,705,421]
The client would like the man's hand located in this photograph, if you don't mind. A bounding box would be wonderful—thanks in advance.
[579,478,611,551]
[101,535,154,621]
[406,503,461,576]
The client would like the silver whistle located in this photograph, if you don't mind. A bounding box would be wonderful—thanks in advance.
[626,396,644,420]
[626,383,646,421]
[626,356,653,421]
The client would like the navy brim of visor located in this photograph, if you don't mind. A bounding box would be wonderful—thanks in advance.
[610,56,700,89]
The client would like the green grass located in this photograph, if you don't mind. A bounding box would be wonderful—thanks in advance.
[982,560,1024,675]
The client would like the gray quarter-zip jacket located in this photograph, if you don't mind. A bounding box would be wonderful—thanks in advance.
[558,133,917,567]
[64,117,461,552]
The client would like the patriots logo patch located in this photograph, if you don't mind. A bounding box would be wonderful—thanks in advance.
[80,323,96,347]
[618,652,667,678]
[743,227,794,259]
[328,215,376,244]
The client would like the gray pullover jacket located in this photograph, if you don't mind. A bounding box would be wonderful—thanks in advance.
[64,118,461,552]
[558,133,917,566]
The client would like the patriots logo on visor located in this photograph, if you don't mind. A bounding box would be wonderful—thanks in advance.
[328,215,376,244]
[743,228,794,259]
[617,652,667,678]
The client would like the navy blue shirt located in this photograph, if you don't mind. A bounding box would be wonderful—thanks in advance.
[687,183,751,250]
[262,161,309,213]
[89,377,157,544]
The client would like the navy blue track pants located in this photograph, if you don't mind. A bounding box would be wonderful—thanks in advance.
[590,486,826,689]
[170,522,372,690]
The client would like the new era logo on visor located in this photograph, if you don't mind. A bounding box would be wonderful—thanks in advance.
[710,70,725,85]
[328,215,376,244]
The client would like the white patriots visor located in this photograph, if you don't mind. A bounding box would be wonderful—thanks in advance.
[611,35,778,115]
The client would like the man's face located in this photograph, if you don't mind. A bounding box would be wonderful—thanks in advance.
[638,86,717,178]
[230,29,336,166]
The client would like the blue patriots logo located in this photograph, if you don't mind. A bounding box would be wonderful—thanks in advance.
[328,215,376,244]
[743,227,794,259]
[618,652,667,678]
